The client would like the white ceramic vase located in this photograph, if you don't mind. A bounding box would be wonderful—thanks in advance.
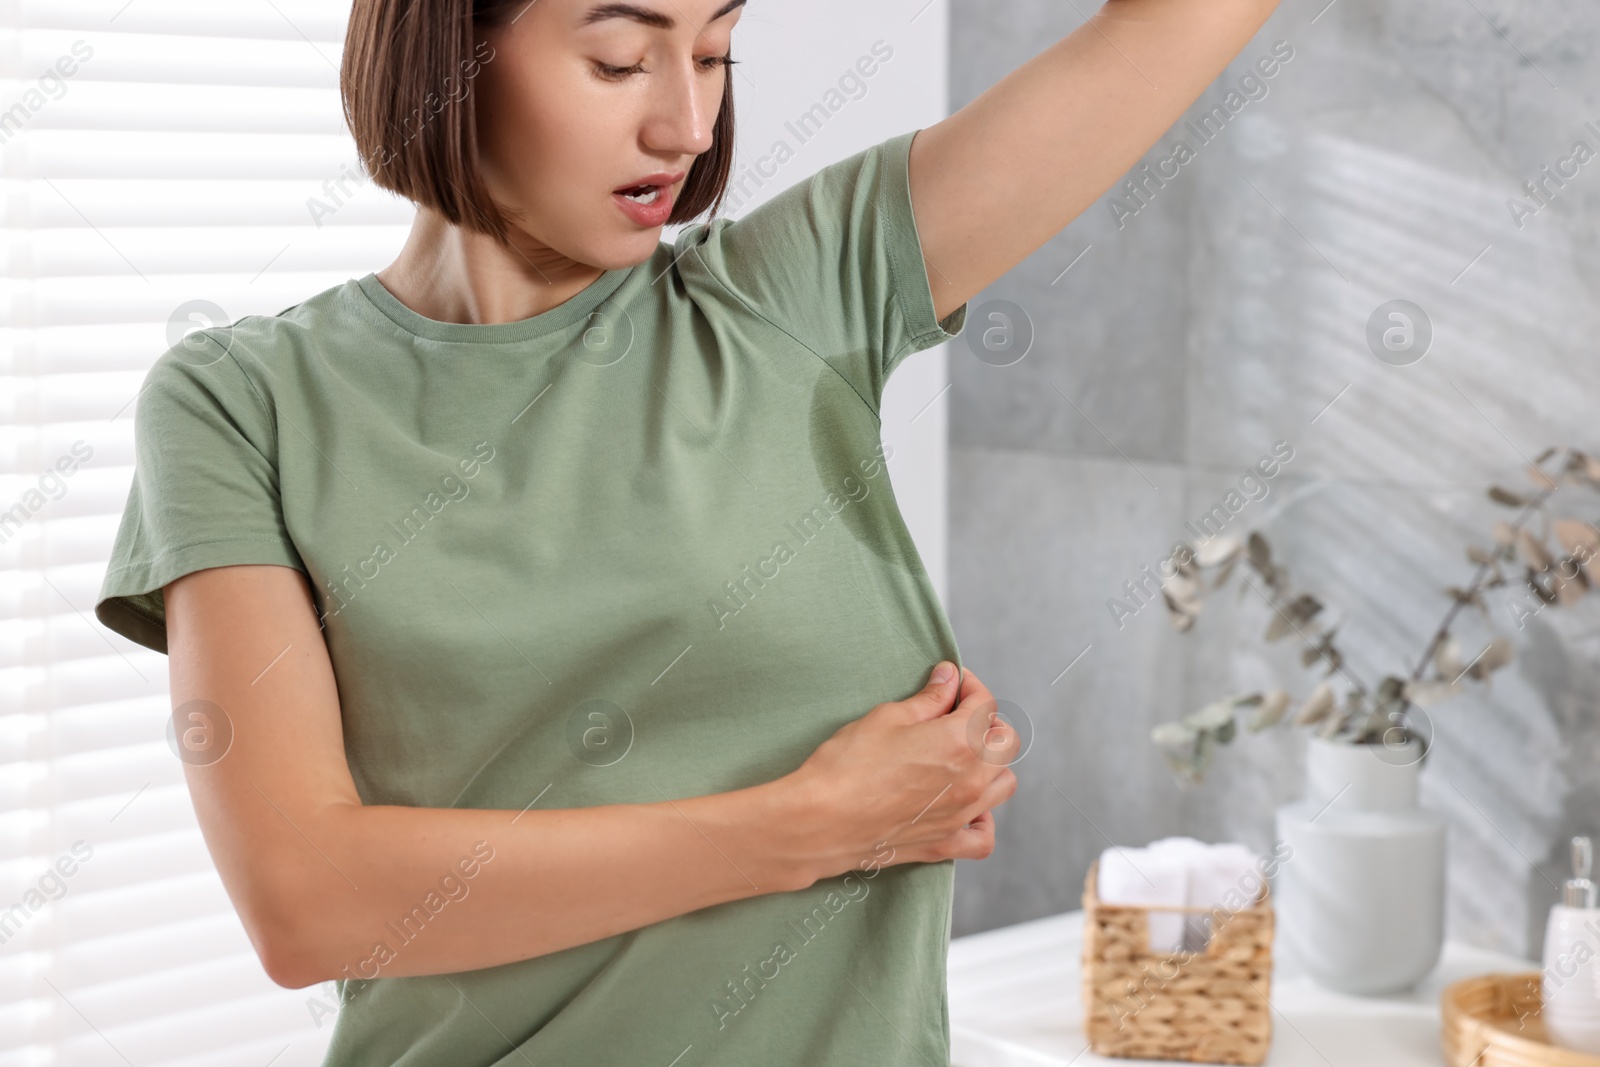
[1274,736,1446,995]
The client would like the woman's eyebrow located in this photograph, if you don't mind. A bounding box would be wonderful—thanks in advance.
[581,0,745,31]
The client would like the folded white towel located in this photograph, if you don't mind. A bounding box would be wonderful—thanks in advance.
[1098,838,1265,953]
[1188,842,1263,910]
[1097,845,1188,953]
[1173,839,1262,950]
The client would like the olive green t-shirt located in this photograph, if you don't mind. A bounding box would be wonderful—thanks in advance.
[95,128,970,1066]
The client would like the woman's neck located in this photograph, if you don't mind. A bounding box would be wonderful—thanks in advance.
[375,206,606,326]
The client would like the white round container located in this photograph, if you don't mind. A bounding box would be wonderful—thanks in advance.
[1543,904,1600,1054]
[1274,736,1446,995]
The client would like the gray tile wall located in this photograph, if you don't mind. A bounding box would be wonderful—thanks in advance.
[947,0,1600,958]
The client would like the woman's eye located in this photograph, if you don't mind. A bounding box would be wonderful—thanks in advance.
[592,56,735,81]
[593,61,647,81]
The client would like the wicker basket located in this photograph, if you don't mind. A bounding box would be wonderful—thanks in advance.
[1442,972,1600,1067]
[1081,860,1274,1065]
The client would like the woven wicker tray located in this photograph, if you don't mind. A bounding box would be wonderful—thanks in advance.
[1442,973,1600,1067]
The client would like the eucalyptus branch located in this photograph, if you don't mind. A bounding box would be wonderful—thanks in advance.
[1245,572,1372,700]
[1410,478,1558,684]
[1149,444,1600,784]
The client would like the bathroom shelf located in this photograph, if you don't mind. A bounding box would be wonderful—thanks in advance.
[948,909,1537,1067]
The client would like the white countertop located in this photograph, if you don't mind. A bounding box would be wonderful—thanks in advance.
[947,910,1538,1066]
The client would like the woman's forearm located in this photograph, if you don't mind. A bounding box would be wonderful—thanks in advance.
[278,776,818,987]
[165,570,1007,993]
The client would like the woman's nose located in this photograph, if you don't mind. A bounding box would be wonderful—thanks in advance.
[642,61,720,158]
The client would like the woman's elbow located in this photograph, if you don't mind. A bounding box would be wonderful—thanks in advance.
[261,939,325,990]
[250,913,327,989]
[238,876,338,989]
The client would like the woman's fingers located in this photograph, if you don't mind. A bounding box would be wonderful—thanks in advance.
[873,767,1012,867]
[938,809,997,861]
[894,660,964,724]
[796,662,1016,879]
[956,665,989,707]
[972,767,1018,814]
[904,661,989,726]
[943,669,1022,767]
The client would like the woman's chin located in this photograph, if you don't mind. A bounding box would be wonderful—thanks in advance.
[585,232,668,272]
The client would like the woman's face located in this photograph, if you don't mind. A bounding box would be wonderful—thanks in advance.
[474,0,744,270]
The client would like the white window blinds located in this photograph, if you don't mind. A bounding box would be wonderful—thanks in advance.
[1,2,412,1062]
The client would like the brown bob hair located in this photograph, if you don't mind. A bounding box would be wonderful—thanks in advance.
[339,0,736,246]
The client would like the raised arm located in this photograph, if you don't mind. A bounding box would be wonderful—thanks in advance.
[911,0,1281,320]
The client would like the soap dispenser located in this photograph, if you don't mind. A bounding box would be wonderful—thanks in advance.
[1542,836,1600,1054]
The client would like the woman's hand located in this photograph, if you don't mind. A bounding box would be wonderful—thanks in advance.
[780,662,1020,887]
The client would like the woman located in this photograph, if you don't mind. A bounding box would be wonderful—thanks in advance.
[94,0,1278,1062]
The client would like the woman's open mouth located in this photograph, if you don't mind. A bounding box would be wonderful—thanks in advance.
[612,171,683,227]
[618,185,662,205]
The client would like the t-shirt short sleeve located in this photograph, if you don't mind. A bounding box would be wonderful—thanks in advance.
[95,330,306,655]
[683,127,969,415]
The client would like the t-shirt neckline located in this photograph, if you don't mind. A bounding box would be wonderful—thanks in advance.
[353,263,637,345]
